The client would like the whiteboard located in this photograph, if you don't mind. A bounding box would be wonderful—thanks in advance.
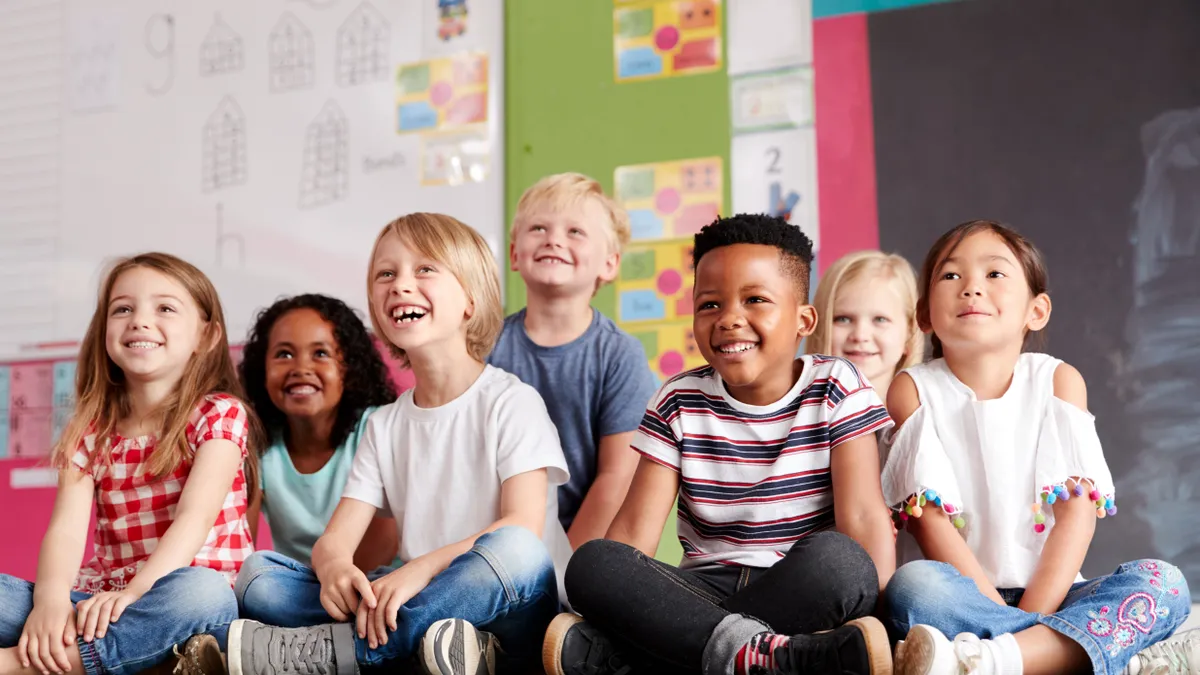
[0,0,505,356]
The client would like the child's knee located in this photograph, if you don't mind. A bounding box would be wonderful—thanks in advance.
[165,567,238,625]
[234,551,294,607]
[564,539,638,611]
[0,574,35,647]
[471,526,553,587]
[885,560,956,613]
[799,531,878,596]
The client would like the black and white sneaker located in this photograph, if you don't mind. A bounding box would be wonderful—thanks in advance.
[542,613,633,675]
[227,620,358,675]
[420,619,498,675]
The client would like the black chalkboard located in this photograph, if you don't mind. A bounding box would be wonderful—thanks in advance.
[869,0,1200,585]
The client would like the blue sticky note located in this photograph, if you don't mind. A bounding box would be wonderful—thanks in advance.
[618,47,663,79]
[620,290,666,322]
[398,102,438,132]
[628,210,665,240]
[52,361,76,444]
[0,366,10,458]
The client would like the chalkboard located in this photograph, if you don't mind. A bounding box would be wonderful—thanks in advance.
[868,0,1200,584]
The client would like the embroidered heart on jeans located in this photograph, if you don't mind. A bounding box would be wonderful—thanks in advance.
[1117,592,1158,634]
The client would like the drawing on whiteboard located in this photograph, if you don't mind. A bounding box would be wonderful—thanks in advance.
[336,3,390,87]
[1123,108,1200,586]
[201,14,244,76]
[202,97,248,192]
[69,13,121,112]
[300,100,349,209]
[269,12,316,92]
[143,14,176,96]
[215,203,246,268]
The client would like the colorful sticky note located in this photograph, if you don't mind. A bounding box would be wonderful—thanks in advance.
[395,52,488,134]
[614,157,724,241]
[614,0,723,82]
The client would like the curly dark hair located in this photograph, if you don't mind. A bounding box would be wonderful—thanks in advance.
[238,294,398,450]
[692,214,815,300]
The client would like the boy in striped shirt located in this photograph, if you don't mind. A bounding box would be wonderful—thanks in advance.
[544,215,898,675]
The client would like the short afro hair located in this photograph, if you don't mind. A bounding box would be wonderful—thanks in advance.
[692,214,815,300]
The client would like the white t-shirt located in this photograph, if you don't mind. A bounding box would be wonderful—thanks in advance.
[343,365,573,603]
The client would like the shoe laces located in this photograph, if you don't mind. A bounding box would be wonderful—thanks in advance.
[564,629,632,675]
[1124,630,1200,675]
[270,628,334,675]
[952,634,987,675]
[776,633,838,673]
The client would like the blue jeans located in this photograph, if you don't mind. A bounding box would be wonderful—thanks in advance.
[0,567,238,675]
[886,559,1193,675]
[235,526,559,669]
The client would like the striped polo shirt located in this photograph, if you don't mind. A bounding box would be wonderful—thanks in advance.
[634,354,893,570]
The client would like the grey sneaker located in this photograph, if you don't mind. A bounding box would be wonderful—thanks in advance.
[172,635,226,675]
[420,619,498,675]
[1122,629,1200,674]
[227,620,357,675]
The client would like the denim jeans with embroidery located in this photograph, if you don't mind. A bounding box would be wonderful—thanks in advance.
[0,567,238,675]
[234,526,559,671]
[886,559,1192,675]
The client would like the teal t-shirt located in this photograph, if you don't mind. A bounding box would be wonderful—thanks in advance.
[260,407,377,565]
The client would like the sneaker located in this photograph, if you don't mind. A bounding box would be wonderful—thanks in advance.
[227,620,358,675]
[894,626,1024,675]
[542,613,632,675]
[173,635,226,675]
[420,618,498,675]
[765,616,893,674]
[1122,628,1200,674]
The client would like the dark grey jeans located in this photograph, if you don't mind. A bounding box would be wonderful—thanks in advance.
[565,531,879,674]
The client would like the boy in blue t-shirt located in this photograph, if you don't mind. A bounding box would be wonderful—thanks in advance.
[489,173,658,549]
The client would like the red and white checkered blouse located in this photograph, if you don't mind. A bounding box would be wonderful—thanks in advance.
[70,393,253,593]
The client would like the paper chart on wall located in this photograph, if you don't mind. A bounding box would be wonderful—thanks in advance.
[730,67,814,134]
[615,157,724,242]
[628,320,707,381]
[419,125,490,186]
[8,362,54,458]
[613,0,722,82]
[726,0,812,75]
[731,128,819,249]
[396,52,488,133]
[616,237,696,327]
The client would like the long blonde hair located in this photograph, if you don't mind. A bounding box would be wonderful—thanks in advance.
[368,213,503,367]
[53,253,262,489]
[807,250,924,374]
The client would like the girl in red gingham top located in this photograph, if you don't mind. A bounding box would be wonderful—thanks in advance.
[0,253,263,675]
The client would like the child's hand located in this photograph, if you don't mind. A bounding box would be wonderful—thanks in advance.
[360,562,435,650]
[74,587,145,642]
[317,560,376,622]
[19,598,77,675]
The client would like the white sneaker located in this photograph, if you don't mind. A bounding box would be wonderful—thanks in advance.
[420,618,498,675]
[1122,629,1200,675]
[895,626,1017,675]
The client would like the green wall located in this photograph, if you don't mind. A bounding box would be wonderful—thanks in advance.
[505,1,731,564]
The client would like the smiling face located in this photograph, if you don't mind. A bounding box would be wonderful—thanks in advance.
[829,274,911,387]
[925,230,1050,355]
[509,198,619,298]
[105,266,208,385]
[693,244,817,406]
[370,230,472,360]
[264,307,344,424]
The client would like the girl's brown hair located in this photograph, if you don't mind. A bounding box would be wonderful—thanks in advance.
[367,213,503,367]
[917,220,1049,358]
[53,253,263,490]
[807,250,924,374]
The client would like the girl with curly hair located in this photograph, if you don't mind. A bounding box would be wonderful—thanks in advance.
[235,294,399,578]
